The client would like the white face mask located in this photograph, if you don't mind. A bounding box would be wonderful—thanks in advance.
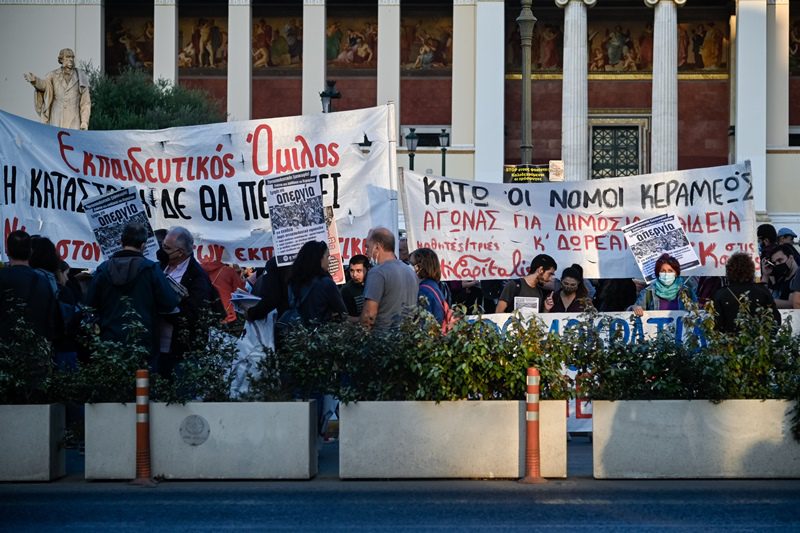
[659,272,676,286]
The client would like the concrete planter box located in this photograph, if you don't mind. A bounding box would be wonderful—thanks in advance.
[85,401,317,480]
[339,400,566,479]
[0,404,65,481]
[593,400,800,479]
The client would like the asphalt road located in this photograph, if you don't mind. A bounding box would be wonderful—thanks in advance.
[2,440,799,531]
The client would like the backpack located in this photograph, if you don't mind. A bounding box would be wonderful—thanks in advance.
[275,283,313,337]
[419,283,457,334]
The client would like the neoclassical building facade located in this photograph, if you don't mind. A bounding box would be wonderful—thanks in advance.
[1,0,798,227]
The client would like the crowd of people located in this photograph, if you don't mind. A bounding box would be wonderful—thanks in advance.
[1,222,799,380]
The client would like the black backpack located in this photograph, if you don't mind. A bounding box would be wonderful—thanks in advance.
[275,283,313,337]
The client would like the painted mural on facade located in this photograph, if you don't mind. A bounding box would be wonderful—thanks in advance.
[505,15,730,73]
[791,17,800,75]
[400,12,453,71]
[325,17,378,68]
[253,17,303,69]
[106,17,154,74]
[177,18,229,70]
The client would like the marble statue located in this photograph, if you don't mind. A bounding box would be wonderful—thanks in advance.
[24,48,91,130]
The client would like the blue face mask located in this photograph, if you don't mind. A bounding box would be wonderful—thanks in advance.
[659,272,676,286]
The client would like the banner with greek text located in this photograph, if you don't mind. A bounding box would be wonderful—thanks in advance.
[0,106,395,267]
[402,163,756,281]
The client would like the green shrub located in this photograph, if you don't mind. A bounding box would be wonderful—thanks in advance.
[87,67,225,130]
[0,306,54,404]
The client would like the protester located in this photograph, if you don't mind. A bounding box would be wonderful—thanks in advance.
[201,257,245,324]
[592,278,638,312]
[766,244,797,309]
[88,222,179,363]
[495,254,557,313]
[632,253,697,315]
[360,227,418,331]
[0,230,61,342]
[447,280,483,313]
[545,264,588,312]
[30,235,60,294]
[712,252,780,333]
[247,256,292,321]
[757,223,778,255]
[340,254,369,317]
[410,247,448,324]
[159,226,217,378]
[284,240,347,325]
[776,227,800,263]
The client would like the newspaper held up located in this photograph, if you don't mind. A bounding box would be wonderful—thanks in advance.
[265,170,328,267]
[622,213,700,283]
[82,186,158,262]
[324,206,346,285]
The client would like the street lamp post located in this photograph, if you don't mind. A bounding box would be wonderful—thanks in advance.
[438,128,450,176]
[517,1,537,165]
[405,128,419,171]
[319,80,341,113]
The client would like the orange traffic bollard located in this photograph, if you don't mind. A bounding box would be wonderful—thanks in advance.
[520,367,546,484]
[130,369,157,487]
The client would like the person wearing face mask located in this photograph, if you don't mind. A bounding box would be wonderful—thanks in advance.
[360,227,418,331]
[766,244,798,309]
[631,253,697,316]
[544,264,588,312]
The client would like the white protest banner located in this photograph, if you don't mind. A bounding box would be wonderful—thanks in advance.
[622,213,699,282]
[82,186,158,261]
[265,170,327,266]
[0,105,396,267]
[402,162,756,281]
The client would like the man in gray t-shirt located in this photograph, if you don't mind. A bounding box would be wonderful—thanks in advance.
[361,227,418,331]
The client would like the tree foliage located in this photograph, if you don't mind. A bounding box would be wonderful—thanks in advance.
[87,68,225,130]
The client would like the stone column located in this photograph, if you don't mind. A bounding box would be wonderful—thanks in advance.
[227,0,252,121]
[377,0,401,133]
[735,0,767,213]
[767,0,789,147]
[645,0,684,173]
[556,0,595,181]
[474,0,505,182]
[302,0,326,114]
[76,0,104,71]
[154,0,178,85]
[451,0,476,151]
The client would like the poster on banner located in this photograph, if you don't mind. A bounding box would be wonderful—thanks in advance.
[622,213,699,282]
[82,186,158,261]
[0,105,396,268]
[265,170,327,266]
[325,206,346,284]
[401,162,757,281]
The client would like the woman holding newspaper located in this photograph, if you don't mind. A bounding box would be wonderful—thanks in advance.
[631,253,697,316]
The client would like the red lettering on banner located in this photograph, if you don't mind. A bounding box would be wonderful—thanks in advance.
[57,131,80,173]
[557,234,626,251]
[340,237,365,257]
[248,125,341,177]
[196,244,225,263]
[3,217,27,244]
[234,247,274,263]
[56,239,101,262]
[440,249,525,280]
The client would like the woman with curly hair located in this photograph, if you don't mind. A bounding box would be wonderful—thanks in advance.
[631,253,697,316]
[712,252,780,333]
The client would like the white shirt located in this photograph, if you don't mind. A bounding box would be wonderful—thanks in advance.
[160,256,191,353]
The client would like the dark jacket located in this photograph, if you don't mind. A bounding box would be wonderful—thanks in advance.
[0,264,61,342]
[712,282,781,334]
[292,275,347,325]
[247,257,291,321]
[87,250,179,358]
[162,257,216,357]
